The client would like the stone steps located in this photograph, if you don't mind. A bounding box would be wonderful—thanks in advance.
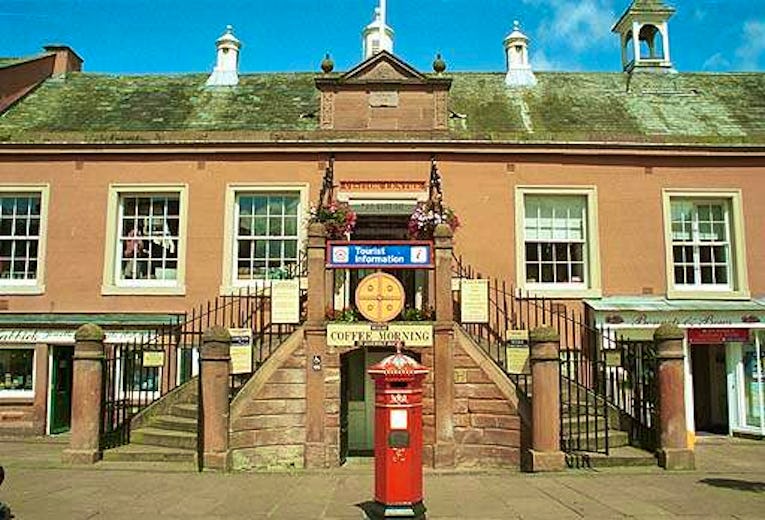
[562,429,629,451]
[171,403,197,420]
[130,426,197,451]
[152,414,197,433]
[567,446,657,469]
[102,444,196,464]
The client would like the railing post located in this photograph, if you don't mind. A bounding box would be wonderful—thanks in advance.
[62,324,105,464]
[433,223,455,467]
[305,222,327,468]
[200,326,231,471]
[654,323,695,470]
[528,326,565,472]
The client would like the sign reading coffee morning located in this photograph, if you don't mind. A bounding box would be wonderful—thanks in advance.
[327,323,434,347]
[327,241,433,269]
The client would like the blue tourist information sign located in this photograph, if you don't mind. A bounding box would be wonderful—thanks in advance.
[326,241,434,269]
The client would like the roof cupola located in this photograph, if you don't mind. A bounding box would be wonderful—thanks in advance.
[504,21,536,87]
[362,0,394,60]
[612,0,675,73]
[206,25,241,87]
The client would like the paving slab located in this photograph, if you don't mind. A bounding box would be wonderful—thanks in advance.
[1,438,764,519]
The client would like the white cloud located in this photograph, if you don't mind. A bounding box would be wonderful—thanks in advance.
[702,52,731,71]
[734,20,765,70]
[521,0,616,53]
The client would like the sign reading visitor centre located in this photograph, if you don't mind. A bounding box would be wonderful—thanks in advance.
[327,241,433,269]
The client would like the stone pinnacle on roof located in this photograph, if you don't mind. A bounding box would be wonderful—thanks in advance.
[206,25,241,87]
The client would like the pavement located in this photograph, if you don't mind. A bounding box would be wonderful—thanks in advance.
[0,435,764,519]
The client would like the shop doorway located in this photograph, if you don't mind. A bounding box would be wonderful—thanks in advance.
[339,347,421,462]
[49,345,74,434]
[692,344,729,434]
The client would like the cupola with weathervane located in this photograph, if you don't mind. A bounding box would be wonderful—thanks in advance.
[362,0,394,60]
[612,0,675,73]
[206,25,241,87]
[504,21,537,87]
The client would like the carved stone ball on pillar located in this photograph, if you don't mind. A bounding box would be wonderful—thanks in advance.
[654,323,695,470]
[62,323,105,464]
[528,326,565,472]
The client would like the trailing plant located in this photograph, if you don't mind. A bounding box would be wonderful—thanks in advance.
[310,201,357,240]
[408,200,460,240]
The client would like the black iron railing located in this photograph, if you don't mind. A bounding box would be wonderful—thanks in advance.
[451,254,657,457]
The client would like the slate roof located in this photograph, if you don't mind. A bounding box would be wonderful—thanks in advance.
[1,71,764,146]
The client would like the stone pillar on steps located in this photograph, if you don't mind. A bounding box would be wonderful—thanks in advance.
[433,223,455,468]
[528,326,565,472]
[62,324,105,464]
[655,323,695,471]
[200,326,232,471]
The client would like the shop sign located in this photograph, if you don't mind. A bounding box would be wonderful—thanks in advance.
[688,328,750,345]
[229,328,253,375]
[597,311,765,328]
[271,279,300,324]
[142,351,165,368]
[327,242,433,269]
[460,279,489,324]
[0,329,151,345]
[339,180,427,193]
[327,323,433,347]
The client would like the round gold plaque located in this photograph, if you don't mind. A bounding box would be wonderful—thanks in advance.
[354,272,405,323]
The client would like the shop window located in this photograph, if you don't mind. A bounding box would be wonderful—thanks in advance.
[0,186,49,295]
[220,184,308,292]
[0,348,34,397]
[102,185,187,295]
[663,190,748,299]
[515,187,601,297]
[235,194,300,281]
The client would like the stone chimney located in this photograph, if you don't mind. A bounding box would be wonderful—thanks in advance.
[206,25,241,87]
[504,21,536,87]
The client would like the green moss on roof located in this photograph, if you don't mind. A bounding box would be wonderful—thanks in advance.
[0,57,22,68]
[0,72,319,136]
[0,70,764,146]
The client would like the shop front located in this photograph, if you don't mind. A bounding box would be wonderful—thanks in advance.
[586,298,765,444]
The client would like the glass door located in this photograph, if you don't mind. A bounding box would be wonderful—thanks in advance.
[728,332,765,435]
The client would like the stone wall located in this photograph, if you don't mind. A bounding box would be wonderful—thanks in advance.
[451,331,522,468]
[229,336,307,470]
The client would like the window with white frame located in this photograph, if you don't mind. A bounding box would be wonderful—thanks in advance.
[523,194,588,286]
[235,193,300,281]
[670,199,733,289]
[0,194,42,284]
[117,194,180,286]
[0,347,34,397]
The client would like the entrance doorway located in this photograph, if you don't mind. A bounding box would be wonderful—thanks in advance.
[340,348,421,461]
[692,344,729,434]
[49,345,74,434]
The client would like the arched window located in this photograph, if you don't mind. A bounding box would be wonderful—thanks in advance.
[639,24,664,60]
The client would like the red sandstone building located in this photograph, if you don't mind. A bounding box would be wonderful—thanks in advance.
[0,1,763,469]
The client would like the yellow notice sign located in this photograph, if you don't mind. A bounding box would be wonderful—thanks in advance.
[505,346,530,374]
[327,323,433,347]
[605,350,622,368]
[272,280,300,324]
[460,279,489,324]
[142,351,165,368]
[229,328,253,375]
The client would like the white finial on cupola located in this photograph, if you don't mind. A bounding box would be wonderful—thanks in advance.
[206,25,241,87]
[504,20,536,87]
[362,0,394,59]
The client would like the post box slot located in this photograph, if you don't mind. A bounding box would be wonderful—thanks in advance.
[390,381,408,388]
[388,430,410,448]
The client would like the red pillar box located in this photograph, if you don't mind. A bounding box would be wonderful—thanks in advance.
[367,344,428,520]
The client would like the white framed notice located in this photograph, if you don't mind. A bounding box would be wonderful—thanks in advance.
[460,279,489,324]
[229,328,253,375]
[272,279,300,324]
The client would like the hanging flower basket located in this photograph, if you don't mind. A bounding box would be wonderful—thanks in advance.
[407,201,460,240]
[309,201,357,240]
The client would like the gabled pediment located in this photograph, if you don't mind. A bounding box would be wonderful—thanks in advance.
[341,50,427,83]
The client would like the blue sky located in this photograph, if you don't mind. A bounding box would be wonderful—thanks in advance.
[0,0,763,74]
